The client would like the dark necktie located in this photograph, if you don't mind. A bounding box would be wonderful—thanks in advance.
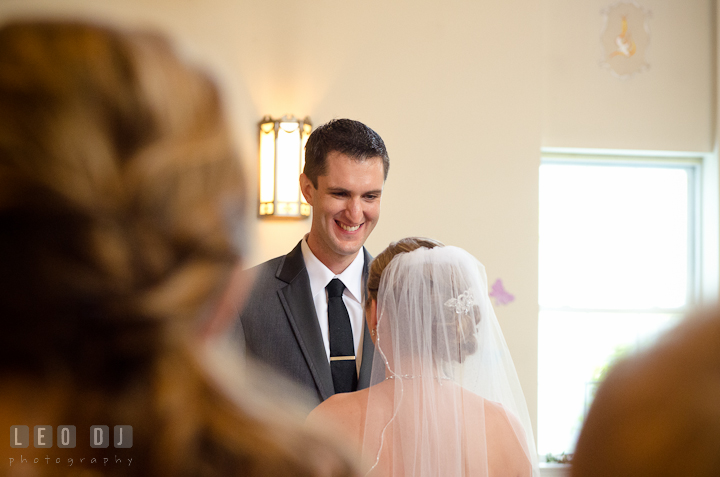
[326,278,357,393]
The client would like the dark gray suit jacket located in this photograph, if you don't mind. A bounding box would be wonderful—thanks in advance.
[235,240,375,406]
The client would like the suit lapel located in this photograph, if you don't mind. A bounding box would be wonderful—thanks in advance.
[276,242,334,400]
[358,247,375,389]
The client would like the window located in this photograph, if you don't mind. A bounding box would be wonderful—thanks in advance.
[537,152,701,457]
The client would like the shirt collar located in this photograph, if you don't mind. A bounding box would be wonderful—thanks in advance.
[301,236,365,303]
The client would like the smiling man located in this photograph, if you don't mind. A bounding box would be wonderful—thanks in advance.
[235,119,389,406]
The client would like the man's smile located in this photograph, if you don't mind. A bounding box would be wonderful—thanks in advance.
[337,221,362,232]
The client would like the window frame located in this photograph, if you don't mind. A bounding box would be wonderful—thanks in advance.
[537,148,709,459]
[540,149,703,312]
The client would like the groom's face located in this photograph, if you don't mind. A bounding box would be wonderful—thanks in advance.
[301,151,385,270]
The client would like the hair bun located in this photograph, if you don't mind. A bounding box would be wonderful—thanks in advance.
[435,298,481,364]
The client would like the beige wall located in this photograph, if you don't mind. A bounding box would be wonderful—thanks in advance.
[543,0,715,152]
[543,0,719,302]
[2,0,718,446]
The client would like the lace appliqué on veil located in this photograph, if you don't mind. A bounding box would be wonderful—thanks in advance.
[444,290,474,314]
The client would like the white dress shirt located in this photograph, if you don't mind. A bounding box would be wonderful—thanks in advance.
[301,237,365,372]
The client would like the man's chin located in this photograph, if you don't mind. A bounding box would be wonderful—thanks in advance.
[331,241,364,258]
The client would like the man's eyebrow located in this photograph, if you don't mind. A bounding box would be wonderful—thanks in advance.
[325,187,383,195]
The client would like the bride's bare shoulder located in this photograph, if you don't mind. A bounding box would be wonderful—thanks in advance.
[482,399,532,475]
[306,388,370,437]
[482,399,525,439]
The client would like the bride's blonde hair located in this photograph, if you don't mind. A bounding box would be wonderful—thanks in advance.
[367,238,482,364]
[365,237,444,309]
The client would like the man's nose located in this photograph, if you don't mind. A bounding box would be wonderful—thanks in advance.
[346,198,363,222]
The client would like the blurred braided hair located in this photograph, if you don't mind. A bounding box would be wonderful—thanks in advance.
[0,21,243,383]
[0,21,357,477]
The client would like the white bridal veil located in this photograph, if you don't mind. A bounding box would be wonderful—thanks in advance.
[361,246,539,477]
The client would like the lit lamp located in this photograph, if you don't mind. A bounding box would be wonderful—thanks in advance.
[258,115,312,218]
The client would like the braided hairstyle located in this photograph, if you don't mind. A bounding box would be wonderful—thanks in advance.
[0,21,357,477]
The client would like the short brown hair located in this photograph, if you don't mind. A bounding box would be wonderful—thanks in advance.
[303,118,389,187]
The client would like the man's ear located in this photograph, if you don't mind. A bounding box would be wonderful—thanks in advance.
[300,173,315,205]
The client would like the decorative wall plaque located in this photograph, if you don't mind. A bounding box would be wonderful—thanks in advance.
[600,1,651,78]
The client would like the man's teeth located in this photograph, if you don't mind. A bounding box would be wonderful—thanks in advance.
[339,223,360,232]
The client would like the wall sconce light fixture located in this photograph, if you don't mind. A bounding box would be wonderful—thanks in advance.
[258,115,312,218]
